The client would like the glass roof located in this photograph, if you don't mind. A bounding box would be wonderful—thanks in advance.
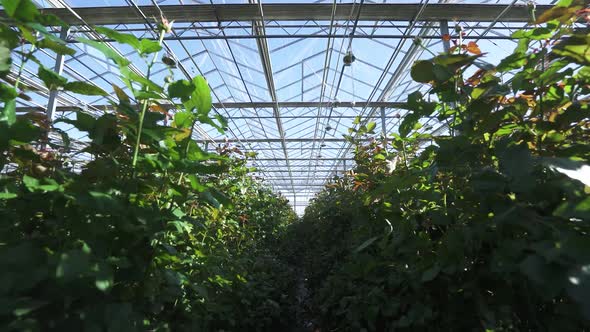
[8,0,557,214]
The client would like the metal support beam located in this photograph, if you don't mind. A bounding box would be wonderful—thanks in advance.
[61,33,525,42]
[265,177,341,180]
[18,101,406,113]
[217,101,405,108]
[46,27,70,121]
[254,169,346,173]
[4,4,549,25]
[231,115,405,120]
[197,138,402,143]
[254,158,353,161]
[251,0,295,195]
[380,106,387,145]
[273,185,327,188]
[257,164,349,168]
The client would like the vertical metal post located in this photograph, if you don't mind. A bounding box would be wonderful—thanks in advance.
[301,61,304,101]
[380,106,387,146]
[46,27,70,121]
[441,20,457,136]
[440,20,451,53]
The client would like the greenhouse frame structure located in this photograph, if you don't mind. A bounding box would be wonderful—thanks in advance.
[1,0,554,214]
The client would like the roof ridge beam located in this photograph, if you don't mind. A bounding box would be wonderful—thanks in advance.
[4,3,549,25]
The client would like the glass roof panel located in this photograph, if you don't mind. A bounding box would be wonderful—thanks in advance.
[9,0,554,213]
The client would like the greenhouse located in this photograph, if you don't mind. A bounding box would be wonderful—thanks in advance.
[0,0,589,330]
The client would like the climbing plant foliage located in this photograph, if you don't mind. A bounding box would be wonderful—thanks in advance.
[294,1,590,330]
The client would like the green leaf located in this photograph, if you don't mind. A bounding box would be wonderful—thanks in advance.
[0,40,12,73]
[120,67,163,94]
[38,66,68,90]
[139,38,162,55]
[432,64,453,82]
[188,174,206,192]
[23,175,61,192]
[497,142,534,179]
[56,111,96,133]
[25,22,64,44]
[212,187,233,207]
[399,112,421,138]
[0,180,18,199]
[411,60,435,83]
[0,192,17,199]
[406,91,436,116]
[184,76,212,116]
[1,99,16,126]
[556,0,574,5]
[434,53,479,68]
[366,121,376,132]
[36,14,68,27]
[168,220,193,233]
[12,298,48,317]
[497,52,527,72]
[515,38,530,55]
[94,264,113,292]
[535,0,583,24]
[64,81,108,96]
[168,79,195,100]
[38,38,76,56]
[511,27,553,41]
[112,84,130,104]
[1,0,39,22]
[134,90,161,100]
[201,190,221,208]
[77,37,131,67]
[554,196,590,220]
[0,117,41,148]
[95,27,141,51]
[215,113,228,131]
[0,24,20,49]
[552,34,590,66]
[95,27,162,55]
[174,111,194,129]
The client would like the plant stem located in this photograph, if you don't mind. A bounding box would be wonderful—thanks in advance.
[401,141,409,170]
[15,44,36,90]
[132,29,166,172]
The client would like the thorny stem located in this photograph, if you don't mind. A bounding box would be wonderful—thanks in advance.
[132,29,166,173]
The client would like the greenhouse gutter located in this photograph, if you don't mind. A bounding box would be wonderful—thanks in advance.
[0,4,549,25]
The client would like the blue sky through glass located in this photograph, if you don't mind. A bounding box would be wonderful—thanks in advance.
[6,0,554,214]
